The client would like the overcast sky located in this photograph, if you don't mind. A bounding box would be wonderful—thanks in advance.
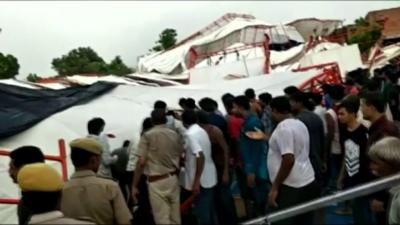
[0,1,399,78]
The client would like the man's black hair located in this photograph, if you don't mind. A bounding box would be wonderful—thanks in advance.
[382,64,399,83]
[178,98,187,108]
[123,140,130,147]
[360,91,386,113]
[366,78,380,92]
[222,93,234,104]
[233,95,250,111]
[244,88,256,99]
[154,100,167,110]
[270,96,291,114]
[199,97,216,112]
[344,77,355,86]
[290,91,315,111]
[258,92,272,105]
[197,110,210,125]
[151,109,167,125]
[186,98,197,110]
[338,95,360,114]
[141,117,153,135]
[181,110,198,126]
[70,147,98,168]
[321,84,332,94]
[289,91,306,104]
[311,92,323,106]
[284,86,300,96]
[328,85,345,101]
[221,93,235,112]
[87,117,105,135]
[10,146,44,168]
[22,191,61,214]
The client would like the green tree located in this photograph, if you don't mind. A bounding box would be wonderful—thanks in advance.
[0,53,19,79]
[354,17,369,26]
[52,47,108,76]
[27,73,42,82]
[107,56,134,76]
[347,17,382,54]
[151,28,177,52]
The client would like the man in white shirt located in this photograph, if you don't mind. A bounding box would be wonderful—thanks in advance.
[268,96,319,225]
[87,117,118,179]
[181,110,218,225]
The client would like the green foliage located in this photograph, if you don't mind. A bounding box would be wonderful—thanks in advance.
[0,53,19,79]
[27,73,42,82]
[151,28,177,52]
[52,47,133,76]
[354,17,369,26]
[52,47,108,76]
[107,56,133,76]
[347,17,382,54]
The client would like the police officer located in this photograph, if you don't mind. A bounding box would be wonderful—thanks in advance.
[61,138,132,224]
[17,163,94,224]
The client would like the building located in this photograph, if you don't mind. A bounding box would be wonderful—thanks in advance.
[366,6,400,46]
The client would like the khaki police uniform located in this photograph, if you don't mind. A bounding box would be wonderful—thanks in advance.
[29,211,95,224]
[16,163,94,225]
[137,125,185,225]
[61,138,132,225]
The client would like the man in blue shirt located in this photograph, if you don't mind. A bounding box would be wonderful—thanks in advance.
[233,95,269,217]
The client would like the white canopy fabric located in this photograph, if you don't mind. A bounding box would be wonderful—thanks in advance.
[287,18,343,41]
[369,43,400,72]
[299,44,363,77]
[66,75,141,86]
[0,68,320,223]
[138,16,304,75]
[0,79,39,89]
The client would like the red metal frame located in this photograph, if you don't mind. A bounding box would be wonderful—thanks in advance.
[295,62,343,93]
[0,139,68,205]
[263,34,271,74]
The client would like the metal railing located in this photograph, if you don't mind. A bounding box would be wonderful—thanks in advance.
[242,173,400,225]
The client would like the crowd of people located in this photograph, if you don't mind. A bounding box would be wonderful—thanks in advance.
[7,63,400,225]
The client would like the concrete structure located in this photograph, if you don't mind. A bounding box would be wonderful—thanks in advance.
[366,7,400,45]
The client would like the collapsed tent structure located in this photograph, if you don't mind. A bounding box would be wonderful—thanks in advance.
[137,13,307,82]
[137,13,362,84]
[368,42,400,72]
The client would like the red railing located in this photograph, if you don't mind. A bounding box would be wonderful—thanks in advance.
[0,139,68,205]
[295,62,343,93]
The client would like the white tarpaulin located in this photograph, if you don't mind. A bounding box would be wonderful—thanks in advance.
[299,44,363,77]
[0,69,319,223]
[138,17,272,74]
[369,43,400,72]
[287,18,343,41]
[0,79,39,89]
[190,57,266,84]
[66,75,141,86]
[138,15,304,75]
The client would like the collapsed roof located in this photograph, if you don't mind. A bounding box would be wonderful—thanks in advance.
[138,13,304,75]
[287,18,343,41]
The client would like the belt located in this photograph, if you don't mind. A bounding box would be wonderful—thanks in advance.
[147,170,179,183]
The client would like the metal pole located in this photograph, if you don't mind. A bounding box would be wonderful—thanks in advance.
[242,173,400,225]
[242,55,250,77]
